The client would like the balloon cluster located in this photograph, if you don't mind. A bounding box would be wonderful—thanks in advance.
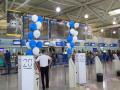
[66,20,79,55]
[26,15,43,56]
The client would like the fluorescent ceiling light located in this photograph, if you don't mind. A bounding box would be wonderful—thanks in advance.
[56,7,61,13]
[113,31,116,34]
[108,9,120,16]
[112,21,117,25]
[84,14,89,19]
[100,29,104,33]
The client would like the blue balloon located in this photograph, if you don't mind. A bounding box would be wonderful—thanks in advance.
[29,23,37,31]
[28,32,34,40]
[69,20,75,28]
[36,41,43,48]
[67,48,72,55]
[26,49,33,55]
[38,16,43,22]
[67,34,73,43]
[70,42,75,48]
[29,40,36,48]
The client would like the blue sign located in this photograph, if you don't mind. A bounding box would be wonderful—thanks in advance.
[90,43,96,46]
[13,40,21,45]
[98,43,107,47]
[43,41,50,46]
[56,41,66,46]
[110,43,117,47]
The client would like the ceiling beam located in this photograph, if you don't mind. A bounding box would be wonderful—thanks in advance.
[90,5,112,22]
[48,6,81,18]
[76,6,84,20]
[85,5,106,23]
[14,2,55,13]
[85,0,98,4]
[64,0,83,6]
[93,24,120,31]
[106,0,115,13]
[15,0,31,10]
[48,0,75,6]
[91,5,106,12]
[85,0,106,5]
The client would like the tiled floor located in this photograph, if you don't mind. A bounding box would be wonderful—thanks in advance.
[0,62,120,90]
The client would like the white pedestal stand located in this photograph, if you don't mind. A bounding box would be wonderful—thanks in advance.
[18,56,39,90]
[69,58,76,88]
[75,53,87,85]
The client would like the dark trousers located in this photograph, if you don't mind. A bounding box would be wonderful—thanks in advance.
[5,62,11,74]
[40,66,49,89]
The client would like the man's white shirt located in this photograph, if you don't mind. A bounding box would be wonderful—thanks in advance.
[36,54,52,67]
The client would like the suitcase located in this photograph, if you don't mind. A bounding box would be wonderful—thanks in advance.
[96,73,103,82]
[116,70,120,76]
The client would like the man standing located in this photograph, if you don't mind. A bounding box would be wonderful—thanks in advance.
[4,50,11,74]
[36,50,52,90]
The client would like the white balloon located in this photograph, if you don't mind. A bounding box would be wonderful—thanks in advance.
[66,43,70,48]
[32,15,38,22]
[26,42,31,49]
[33,30,41,39]
[73,30,78,36]
[74,23,79,29]
[67,22,70,28]
[33,47,40,56]
[36,22,42,29]
[73,36,78,42]
[70,28,75,35]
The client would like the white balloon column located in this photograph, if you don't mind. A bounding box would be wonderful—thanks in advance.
[26,15,43,56]
[66,20,79,55]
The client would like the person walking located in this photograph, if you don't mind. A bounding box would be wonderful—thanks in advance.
[4,50,11,74]
[36,50,52,90]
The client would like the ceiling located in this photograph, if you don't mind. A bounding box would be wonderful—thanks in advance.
[0,0,119,39]
[8,0,120,30]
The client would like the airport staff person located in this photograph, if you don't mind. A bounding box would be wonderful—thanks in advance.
[36,50,52,90]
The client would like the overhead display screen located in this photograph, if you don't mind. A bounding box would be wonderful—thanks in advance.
[7,11,23,37]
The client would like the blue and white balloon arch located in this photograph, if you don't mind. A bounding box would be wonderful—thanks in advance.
[26,15,43,56]
[66,20,79,55]
[26,15,79,56]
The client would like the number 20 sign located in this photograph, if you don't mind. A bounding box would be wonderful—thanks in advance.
[23,59,33,69]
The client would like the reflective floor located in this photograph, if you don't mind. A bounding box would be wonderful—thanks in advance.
[0,62,120,90]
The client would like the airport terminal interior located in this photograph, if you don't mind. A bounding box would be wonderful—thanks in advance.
[0,0,120,90]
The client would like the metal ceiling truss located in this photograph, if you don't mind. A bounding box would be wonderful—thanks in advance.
[85,5,108,23]
[64,0,83,6]
[15,0,31,10]
[90,5,111,22]
[14,2,55,13]
[61,0,109,23]
[76,6,84,20]
[106,0,115,12]
[48,0,75,6]
[48,6,81,18]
